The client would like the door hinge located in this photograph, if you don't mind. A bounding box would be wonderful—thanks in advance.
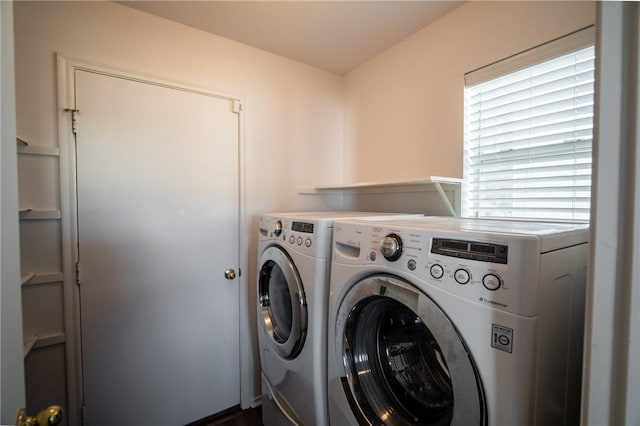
[65,108,80,134]
[232,99,241,114]
[76,262,82,286]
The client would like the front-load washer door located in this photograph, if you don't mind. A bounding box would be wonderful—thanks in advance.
[258,246,308,359]
[336,274,486,426]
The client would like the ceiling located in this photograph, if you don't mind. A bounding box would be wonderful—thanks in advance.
[119,1,465,74]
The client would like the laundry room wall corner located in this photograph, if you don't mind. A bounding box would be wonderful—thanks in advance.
[342,1,595,184]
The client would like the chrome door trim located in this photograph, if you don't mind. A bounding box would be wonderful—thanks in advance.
[336,274,486,425]
[258,245,307,359]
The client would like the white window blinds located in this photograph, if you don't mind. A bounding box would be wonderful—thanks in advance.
[463,30,595,221]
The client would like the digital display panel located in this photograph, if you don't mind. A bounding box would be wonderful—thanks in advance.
[470,243,496,255]
[431,238,508,264]
[442,240,468,251]
[292,221,314,233]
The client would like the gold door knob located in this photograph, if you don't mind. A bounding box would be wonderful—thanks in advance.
[224,268,236,280]
[16,405,63,426]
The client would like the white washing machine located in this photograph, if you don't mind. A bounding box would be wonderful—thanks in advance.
[328,217,589,426]
[257,212,423,426]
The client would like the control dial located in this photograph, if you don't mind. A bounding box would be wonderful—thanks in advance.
[380,233,403,261]
[273,220,283,237]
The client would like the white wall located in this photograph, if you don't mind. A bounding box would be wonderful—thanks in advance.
[13,0,344,413]
[343,1,596,183]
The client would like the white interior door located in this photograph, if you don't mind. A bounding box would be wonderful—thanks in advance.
[74,70,240,425]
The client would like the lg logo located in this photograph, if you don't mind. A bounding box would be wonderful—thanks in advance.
[491,324,513,353]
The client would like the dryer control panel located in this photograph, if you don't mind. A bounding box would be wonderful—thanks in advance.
[333,220,543,317]
[259,215,332,259]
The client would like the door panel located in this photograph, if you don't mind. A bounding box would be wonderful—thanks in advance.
[258,246,307,359]
[75,70,240,425]
[337,275,485,425]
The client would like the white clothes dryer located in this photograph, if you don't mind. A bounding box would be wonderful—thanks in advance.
[257,212,423,426]
[327,217,589,426]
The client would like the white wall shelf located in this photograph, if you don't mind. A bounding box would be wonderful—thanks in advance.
[23,335,38,358]
[17,137,60,156]
[23,333,66,358]
[21,272,37,286]
[19,209,62,220]
[21,272,64,287]
[299,176,462,216]
[309,176,462,192]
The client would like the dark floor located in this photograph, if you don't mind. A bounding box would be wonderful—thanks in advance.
[193,406,262,426]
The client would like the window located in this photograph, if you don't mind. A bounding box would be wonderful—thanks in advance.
[463,28,595,221]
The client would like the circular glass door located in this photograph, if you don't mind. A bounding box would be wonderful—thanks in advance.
[337,275,486,425]
[258,246,307,359]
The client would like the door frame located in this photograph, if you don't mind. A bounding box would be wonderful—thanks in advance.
[56,54,249,423]
[1,1,27,423]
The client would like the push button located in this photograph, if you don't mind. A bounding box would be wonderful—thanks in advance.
[454,268,471,285]
[430,264,444,279]
[483,274,502,291]
[305,238,312,247]
[297,237,303,246]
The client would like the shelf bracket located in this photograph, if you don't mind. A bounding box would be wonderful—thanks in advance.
[433,181,457,217]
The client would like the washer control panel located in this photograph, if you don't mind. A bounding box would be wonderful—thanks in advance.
[370,227,506,292]
[333,220,542,316]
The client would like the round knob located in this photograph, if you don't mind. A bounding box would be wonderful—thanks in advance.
[273,220,283,237]
[224,268,236,280]
[380,234,403,261]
